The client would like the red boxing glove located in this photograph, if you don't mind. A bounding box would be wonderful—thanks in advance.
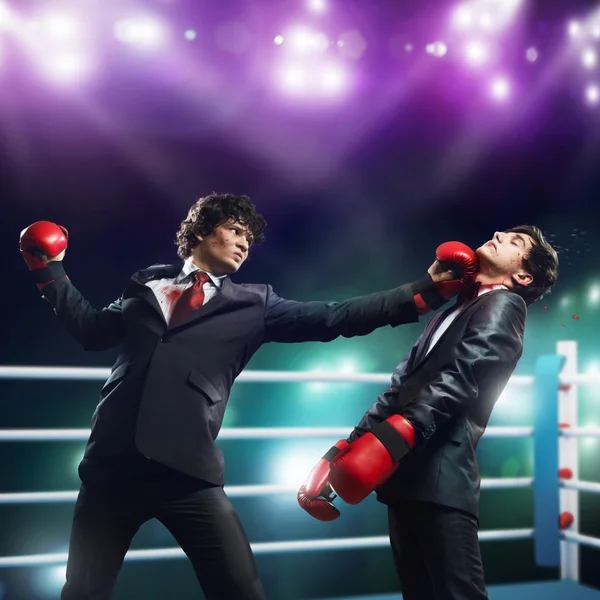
[20,221,69,290]
[415,241,478,315]
[297,440,349,521]
[329,415,415,505]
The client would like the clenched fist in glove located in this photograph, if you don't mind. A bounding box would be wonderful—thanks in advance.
[414,241,478,315]
[328,415,416,505]
[20,221,69,290]
[297,440,349,521]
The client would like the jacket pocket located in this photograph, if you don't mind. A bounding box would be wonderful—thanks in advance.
[187,367,223,405]
[100,362,131,398]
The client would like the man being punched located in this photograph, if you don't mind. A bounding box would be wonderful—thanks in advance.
[20,192,476,600]
[300,225,559,600]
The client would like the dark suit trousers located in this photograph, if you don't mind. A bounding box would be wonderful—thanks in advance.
[61,458,266,600]
[388,500,488,600]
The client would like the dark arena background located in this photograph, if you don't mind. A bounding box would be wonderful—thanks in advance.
[1,0,600,598]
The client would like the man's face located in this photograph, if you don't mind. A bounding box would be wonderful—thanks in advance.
[476,230,534,287]
[194,220,252,275]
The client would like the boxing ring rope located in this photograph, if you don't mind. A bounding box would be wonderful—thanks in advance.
[1,341,600,591]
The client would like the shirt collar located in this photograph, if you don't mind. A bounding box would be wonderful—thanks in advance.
[476,283,508,296]
[176,257,226,289]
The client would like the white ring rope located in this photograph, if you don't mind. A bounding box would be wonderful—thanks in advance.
[5,425,600,443]
[0,365,598,386]
[561,531,600,551]
[560,480,600,494]
[0,366,536,386]
[0,478,536,505]
[559,427,600,438]
[0,426,537,442]
[0,530,535,568]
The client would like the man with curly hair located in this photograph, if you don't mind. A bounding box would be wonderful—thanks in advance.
[19,193,475,600]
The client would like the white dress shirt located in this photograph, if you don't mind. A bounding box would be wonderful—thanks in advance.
[425,284,508,356]
[145,257,226,322]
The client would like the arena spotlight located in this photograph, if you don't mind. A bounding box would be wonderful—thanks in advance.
[426,41,448,57]
[307,0,326,13]
[113,17,167,49]
[320,65,347,95]
[585,83,599,105]
[278,61,348,99]
[582,47,597,69]
[490,76,510,101]
[568,20,582,38]
[286,26,329,54]
[464,40,489,66]
[452,4,474,30]
[39,53,91,83]
[41,13,79,41]
[526,47,538,62]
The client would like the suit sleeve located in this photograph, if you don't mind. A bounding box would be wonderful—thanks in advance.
[263,275,438,344]
[346,333,423,443]
[348,292,526,446]
[41,275,126,351]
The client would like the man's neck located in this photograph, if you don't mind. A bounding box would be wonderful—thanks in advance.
[475,273,512,288]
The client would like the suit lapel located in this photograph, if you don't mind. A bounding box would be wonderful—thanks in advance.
[125,264,182,327]
[412,310,447,368]
[412,301,465,369]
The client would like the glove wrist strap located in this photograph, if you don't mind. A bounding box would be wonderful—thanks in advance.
[371,420,412,462]
[31,261,66,284]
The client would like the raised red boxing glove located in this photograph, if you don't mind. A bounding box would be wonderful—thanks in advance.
[20,221,69,290]
[415,241,477,315]
[297,440,349,521]
[329,415,415,505]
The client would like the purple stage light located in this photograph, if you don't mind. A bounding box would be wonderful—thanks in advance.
[280,65,307,94]
[320,65,347,95]
[526,47,538,62]
[568,20,582,39]
[42,14,79,41]
[184,29,196,41]
[582,48,597,69]
[276,59,348,99]
[39,53,91,83]
[286,26,328,54]
[113,17,167,49]
[464,40,488,66]
[274,34,284,45]
[585,83,599,105]
[426,41,448,58]
[479,13,494,31]
[307,0,326,14]
[452,5,474,30]
[490,76,510,101]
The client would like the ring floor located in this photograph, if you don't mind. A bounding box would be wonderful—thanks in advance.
[316,580,600,599]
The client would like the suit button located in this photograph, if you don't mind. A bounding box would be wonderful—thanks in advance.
[160,337,168,343]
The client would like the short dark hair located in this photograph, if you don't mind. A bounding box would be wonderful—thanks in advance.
[505,225,559,305]
[175,193,266,260]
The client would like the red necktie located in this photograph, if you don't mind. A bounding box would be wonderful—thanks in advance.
[169,271,211,328]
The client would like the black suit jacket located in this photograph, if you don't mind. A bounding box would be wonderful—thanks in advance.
[347,289,527,517]
[42,264,438,485]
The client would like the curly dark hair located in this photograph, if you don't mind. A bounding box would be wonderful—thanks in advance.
[504,225,559,305]
[175,193,266,260]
